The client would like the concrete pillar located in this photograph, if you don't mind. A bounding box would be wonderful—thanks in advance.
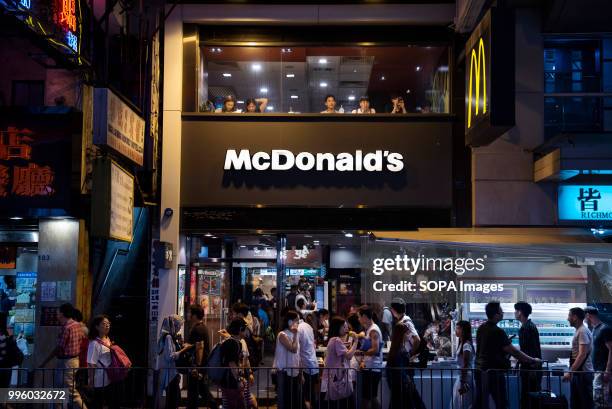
[472,8,556,226]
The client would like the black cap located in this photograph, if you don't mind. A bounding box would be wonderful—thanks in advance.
[359,96,369,102]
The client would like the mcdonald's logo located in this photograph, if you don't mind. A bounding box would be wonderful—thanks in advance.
[467,37,487,129]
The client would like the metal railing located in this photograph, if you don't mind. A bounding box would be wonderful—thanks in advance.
[0,366,609,409]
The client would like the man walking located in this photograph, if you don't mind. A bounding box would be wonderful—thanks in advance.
[474,302,540,409]
[40,303,87,409]
[389,298,420,356]
[585,306,612,408]
[514,301,542,408]
[563,307,594,409]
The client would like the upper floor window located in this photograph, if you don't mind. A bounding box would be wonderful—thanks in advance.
[199,45,450,114]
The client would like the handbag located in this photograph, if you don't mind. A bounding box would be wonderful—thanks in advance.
[326,339,353,401]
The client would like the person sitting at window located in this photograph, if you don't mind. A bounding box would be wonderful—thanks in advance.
[215,95,241,113]
[245,98,268,113]
[352,97,376,114]
[321,94,338,114]
[390,95,407,114]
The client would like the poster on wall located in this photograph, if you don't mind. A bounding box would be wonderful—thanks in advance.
[56,281,72,301]
[40,281,57,302]
[0,246,16,269]
[93,88,145,166]
[91,158,134,242]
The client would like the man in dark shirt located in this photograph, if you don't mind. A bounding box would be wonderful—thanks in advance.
[514,302,543,408]
[186,304,215,409]
[474,302,541,409]
[585,306,612,408]
[220,318,247,409]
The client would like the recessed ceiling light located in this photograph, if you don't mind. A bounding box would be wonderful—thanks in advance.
[237,100,244,104]
[380,75,385,80]
[266,106,274,111]
[348,95,355,101]
[320,82,328,88]
[286,73,295,78]
[10,217,23,220]
[406,89,411,94]
[252,63,262,71]
[260,87,268,93]
[240,245,247,248]
[204,233,212,237]
[222,73,232,77]
[416,66,422,72]
[290,95,299,99]
[344,233,353,238]
[318,58,328,64]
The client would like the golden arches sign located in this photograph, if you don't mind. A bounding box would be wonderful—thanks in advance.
[467,37,487,129]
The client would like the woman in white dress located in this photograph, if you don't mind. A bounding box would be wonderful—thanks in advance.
[451,320,475,409]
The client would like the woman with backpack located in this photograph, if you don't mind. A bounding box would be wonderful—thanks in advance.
[158,315,192,409]
[87,315,131,409]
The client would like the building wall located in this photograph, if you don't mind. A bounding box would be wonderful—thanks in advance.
[471,8,556,226]
[0,37,79,107]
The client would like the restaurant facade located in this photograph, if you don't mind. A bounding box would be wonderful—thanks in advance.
[156,1,612,403]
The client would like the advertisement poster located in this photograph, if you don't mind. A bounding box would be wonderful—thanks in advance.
[40,306,60,327]
[56,281,72,301]
[40,281,56,302]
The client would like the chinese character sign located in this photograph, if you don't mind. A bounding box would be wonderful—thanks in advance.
[93,88,145,166]
[56,0,77,32]
[0,127,56,199]
[109,162,134,242]
[558,185,612,221]
[0,113,74,213]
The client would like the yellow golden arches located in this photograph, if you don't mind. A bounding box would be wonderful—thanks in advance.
[467,37,487,129]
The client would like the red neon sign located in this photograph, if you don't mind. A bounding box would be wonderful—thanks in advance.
[55,0,77,32]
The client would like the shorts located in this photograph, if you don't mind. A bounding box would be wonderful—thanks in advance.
[303,372,319,402]
[361,370,382,400]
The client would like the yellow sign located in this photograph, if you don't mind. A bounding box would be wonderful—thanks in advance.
[467,37,487,129]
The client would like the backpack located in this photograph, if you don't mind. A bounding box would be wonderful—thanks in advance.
[96,339,132,383]
[204,340,227,384]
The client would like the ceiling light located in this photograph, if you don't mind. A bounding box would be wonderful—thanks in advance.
[252,63,262,72]
[318,58,328,64]
[266,106,274,111]
[286,73,295,78]
[319,82,328,88]
[416,66,422,72]
[237,100,244,104]
[380,75,385,80]
[204,233,212,237]
[313,240,320,245]
[290,95,299,99]
[348,95,355,101]
[344,233,353,238]
[406,89,411,94]
[222,73,232,77]
[240,245,247,248]
[260,87,268,93]
[10,217,23,220]
[282,48,292,53]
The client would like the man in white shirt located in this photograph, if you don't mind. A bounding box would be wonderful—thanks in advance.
[564,307,594,409]
[297,314,319,409]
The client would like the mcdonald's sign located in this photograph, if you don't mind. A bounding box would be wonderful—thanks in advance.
[465,8,515,147]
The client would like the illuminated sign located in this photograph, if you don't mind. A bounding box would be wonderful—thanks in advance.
[55,0,77,32]
[0,111,76,214]
[464,8,514,147]
[558,185,612,221]
[0,127,55,198]
[467,38,487,129]
[93,88,145,166]
[20,0,31,8]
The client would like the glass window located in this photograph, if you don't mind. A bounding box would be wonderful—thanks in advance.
[199,45,449,114]
[543,39,601,94]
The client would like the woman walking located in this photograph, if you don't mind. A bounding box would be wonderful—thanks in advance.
[450,321,475,409]
[157,315,191,409]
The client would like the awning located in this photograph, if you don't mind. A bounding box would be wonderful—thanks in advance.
[371,228,612,258]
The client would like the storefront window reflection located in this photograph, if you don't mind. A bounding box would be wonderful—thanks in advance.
[199,45,450,114]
